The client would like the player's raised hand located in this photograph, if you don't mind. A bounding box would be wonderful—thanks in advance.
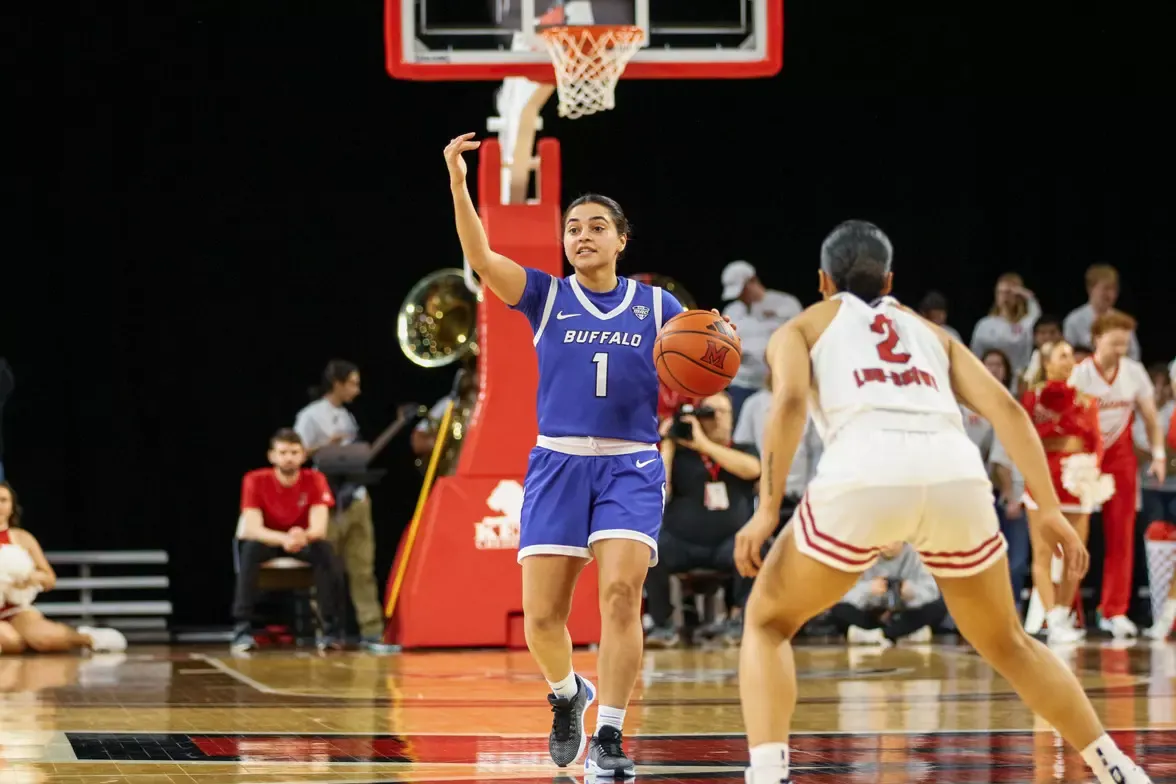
[444,133,481,186]
[1036,508,1090,583]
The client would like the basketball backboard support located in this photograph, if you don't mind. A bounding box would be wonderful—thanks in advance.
[386,1,783,82]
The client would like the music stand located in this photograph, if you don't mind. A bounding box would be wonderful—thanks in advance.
[313,404,417,485]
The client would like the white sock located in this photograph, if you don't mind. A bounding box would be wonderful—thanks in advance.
[749,743,790,775]
[595,705,625,735]
[548,671,578,700]
[1080,734,1137,783]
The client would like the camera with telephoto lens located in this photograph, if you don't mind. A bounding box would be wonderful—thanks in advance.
[670,403,715,440]
[885,577,904,611]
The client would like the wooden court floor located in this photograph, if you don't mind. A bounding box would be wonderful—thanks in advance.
[1,640,1173,783]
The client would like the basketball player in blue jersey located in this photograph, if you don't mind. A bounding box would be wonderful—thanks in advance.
[444,132,691,778]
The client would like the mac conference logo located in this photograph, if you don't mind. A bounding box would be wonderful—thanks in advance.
[474,480,523,550]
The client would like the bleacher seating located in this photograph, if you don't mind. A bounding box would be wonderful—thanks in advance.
[41,550,171,643]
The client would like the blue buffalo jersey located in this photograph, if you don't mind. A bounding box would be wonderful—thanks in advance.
[510,267,685,444]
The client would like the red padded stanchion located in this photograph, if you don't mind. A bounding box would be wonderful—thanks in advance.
[385,138,601,649]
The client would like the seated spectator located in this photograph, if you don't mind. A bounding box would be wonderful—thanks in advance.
[970,273,1040,378]
[231,429,345,653]
[1063,264,1141,361]
[1018,314,1064,394]
[720,261,802,420]
[917,291,962,342]
[732,354,822,529]
[980,349,1014,391]
[829,542,946,647]
[644,392,760,647]
[1135,362,1175,527]
[0,482,126,654]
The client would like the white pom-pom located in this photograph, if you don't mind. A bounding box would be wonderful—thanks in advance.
[1060,453,1116,510]
[0,544,38,608]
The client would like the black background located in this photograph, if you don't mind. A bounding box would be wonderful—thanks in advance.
[29,1,1173,627]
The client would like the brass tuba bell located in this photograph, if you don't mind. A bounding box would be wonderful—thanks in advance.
[397,268,480,368]
[629,273,698,311]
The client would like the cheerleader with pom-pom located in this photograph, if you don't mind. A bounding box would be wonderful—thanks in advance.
[0,483,125,654]
[1020,342,1111,644]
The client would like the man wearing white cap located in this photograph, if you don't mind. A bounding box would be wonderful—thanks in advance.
[720,261,802,419]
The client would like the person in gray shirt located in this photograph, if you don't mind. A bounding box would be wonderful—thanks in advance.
[1062,264,1141,362]
[732,384,821,527]
[827,543,947,646]
[294,359,387,650]
[969,273,1041,377]
[917,291,962,342]
[720,261,802,420]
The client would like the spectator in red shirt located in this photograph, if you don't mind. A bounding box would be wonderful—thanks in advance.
[231,429,345,652]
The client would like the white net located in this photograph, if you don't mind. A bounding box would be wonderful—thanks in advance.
[538,25,645,120]
[1145,540,1176,623]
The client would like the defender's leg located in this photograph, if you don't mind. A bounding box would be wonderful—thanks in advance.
[936,557,1153,783]
[741,525,861,782]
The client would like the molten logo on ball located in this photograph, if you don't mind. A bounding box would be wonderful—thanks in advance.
[700,341,731,370]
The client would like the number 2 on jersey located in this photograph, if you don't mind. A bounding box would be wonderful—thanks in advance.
[870,314,912,364]
[592,352,608,397]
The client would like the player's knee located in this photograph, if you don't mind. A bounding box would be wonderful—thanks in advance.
[599,579,642,628]
[744,588,803,640]
[523,601,571,634]
[961,620,1031,664]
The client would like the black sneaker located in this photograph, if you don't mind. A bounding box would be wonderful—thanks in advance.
[547,675,595,767]
[585,724,636,778]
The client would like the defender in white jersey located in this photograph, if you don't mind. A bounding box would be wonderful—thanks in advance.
[733,221,1153,784]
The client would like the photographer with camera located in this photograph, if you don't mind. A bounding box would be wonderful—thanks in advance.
[644,392,761,648]
[827,542,947,647]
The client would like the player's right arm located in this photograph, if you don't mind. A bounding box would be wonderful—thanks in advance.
[947,340,1089,580]
[444,132,527,307]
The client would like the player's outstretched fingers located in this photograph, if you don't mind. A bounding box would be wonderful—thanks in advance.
[709,308,738,330]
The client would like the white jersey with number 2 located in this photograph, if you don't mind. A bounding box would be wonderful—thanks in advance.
[805,293,989,491]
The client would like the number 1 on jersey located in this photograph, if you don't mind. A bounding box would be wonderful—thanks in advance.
[870,314,912,364]
[592,352,609,397]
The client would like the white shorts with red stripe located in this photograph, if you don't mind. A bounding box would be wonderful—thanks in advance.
[793,479,1008,578]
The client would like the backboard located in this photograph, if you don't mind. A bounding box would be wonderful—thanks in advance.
[386,0,783,82]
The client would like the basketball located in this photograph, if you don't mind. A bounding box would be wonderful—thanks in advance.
[654,310,742,397]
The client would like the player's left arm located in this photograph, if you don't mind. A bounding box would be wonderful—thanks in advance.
[14,529,57,591]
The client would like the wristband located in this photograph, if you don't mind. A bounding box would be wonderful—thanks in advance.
[1154,445,1167,462]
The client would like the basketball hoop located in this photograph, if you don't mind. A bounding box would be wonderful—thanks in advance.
[537,25,645,120]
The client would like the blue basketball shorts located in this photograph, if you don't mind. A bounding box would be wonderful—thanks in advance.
[517,447,667,566]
